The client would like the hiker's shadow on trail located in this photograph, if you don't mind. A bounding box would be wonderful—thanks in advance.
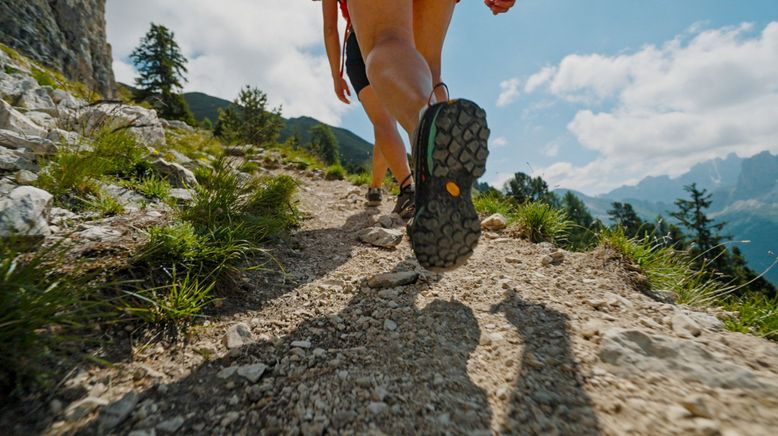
[83,211,489,434]
[216,208,383,315]
[492,290,601,435]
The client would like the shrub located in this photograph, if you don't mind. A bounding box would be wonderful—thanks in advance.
[347,172,371,187]
[514,202,571,243]
[325,164,346,181]
[83,190,125,216]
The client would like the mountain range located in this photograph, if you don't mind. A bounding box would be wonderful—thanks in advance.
[182,92,373,167]
[560,152,778,286]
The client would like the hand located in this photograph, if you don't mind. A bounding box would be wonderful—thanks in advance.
[484,0,516,15]
[333,76,351,104]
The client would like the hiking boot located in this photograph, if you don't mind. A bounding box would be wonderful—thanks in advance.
[408,99,489,272]
[366,187,383,207]
[392,183,416,220]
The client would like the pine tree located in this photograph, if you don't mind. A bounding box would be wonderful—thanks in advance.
[607,202,645,238]
[310,124,340,166]
[130,23,195,124]
[561,191,599,250]
[670,183,728,262]
[216,86,283,146]
[504,172,559,206]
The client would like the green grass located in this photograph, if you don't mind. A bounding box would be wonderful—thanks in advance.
[278,147,326,171]
[82,190,125,216]
[325,164,346,181]
[1,43,94,100]
[121,272,216,324]
[515,202,571,244]
[240,161,262,174]
[0,242,110,394]
[347,172,372,186]
[164,129,223,161]
[134,175,172,200]
[473,191,519,225]
[30,67,56,87]
[600,228,778,341]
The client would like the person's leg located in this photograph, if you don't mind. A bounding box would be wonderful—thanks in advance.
[357,86,412,187]
[347,0,432,135]
[413,0,456,103]
[370,146,389,188]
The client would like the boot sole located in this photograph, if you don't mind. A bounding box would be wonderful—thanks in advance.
[410,99,489,272]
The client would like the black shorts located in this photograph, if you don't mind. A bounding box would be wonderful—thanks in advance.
[345,31,370,97]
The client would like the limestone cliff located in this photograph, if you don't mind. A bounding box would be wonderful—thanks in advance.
[0,0,115,97]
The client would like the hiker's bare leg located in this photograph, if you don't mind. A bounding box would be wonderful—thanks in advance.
[370,147,389,188]
[414,0,456,103]
[348,0,433,136]
[358,86,412,187]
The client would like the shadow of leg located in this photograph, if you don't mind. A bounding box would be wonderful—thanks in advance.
[493,290,601,435]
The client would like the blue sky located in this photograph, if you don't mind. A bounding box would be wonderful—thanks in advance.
[107,0,778,195]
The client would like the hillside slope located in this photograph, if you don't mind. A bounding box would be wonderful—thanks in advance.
[183,92,374,167]
[8,170,778,435]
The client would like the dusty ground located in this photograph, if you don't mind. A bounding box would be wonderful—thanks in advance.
[8,171,778,435]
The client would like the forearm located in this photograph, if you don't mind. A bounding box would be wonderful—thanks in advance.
[322,0,341,78]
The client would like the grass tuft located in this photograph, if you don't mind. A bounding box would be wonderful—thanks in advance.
[121,272,216,324]
[514,202,571,244]
[325,164,346,181]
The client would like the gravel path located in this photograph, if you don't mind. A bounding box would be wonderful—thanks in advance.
[25,172,778,435]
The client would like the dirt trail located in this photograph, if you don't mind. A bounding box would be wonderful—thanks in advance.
[34,172,778,435]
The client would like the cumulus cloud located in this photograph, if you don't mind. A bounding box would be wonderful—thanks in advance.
[492,136,508,148]
[106,0,350,124]
[496,78,521,107]
[526,22,778,194]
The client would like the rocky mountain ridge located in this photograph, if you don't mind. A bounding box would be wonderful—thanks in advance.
[0,0,115,97]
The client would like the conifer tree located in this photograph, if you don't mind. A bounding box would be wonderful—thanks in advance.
[504,172,559,206]
[670,183,728,261]
[310,124,340,166]
[607,202,644,238]
[130,23,195,124]
[216,86,283,146]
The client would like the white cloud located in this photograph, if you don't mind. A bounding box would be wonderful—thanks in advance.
[492,136,508,148]
[524,66,556,93]
[543,142,560,157]
[106,0,351,124]
[526,22,778,194]
[496,78,521,107]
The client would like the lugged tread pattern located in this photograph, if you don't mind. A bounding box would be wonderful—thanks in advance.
[411,99,490,272]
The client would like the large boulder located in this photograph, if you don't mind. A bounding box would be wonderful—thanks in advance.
[17,86,58,115]
[0,99,47,137]
[152,158,198,188]
[0,129,57,155]
[76,103,165,147]
[0,186,53,241]
[0,146,37,172]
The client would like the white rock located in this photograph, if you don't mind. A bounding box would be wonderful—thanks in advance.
[367,402,389,415]
[152,158,198,188]
[680,394,713,419]
[237,363,267,383]
[98,391,139,431]
[0,100,47,137]
[0,186,52,240]
[599,328,778,392]
[684,310,725,332]
[367,271,419,289]
[384,319,398,331]
[156,416,185,433]
[0,146,36,172]
[223,323,253,349]
[51,89,83,110]
[169,188,194,203]
[166,119,195,132]
[291,340,312,349]
[481,213,508,231]
[357,226,403,248]
[17,87,58,115]
[76,226,122,242]
[221,411,240,427]
[65,396,109,420]
[672,311,702,338]
[378,213,405,229]
[0,128,57,155]
[76,102,166,147]
[46,128,81,145]
[217,366,238,379]
[24,110,58,128]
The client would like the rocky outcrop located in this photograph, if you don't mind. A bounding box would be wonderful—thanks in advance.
[0,0,116,97]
